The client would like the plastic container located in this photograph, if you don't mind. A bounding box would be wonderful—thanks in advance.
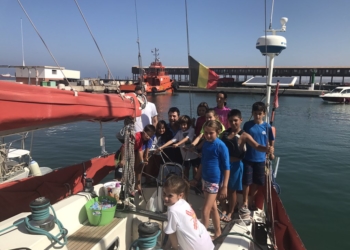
[103,181,121,201]
[85,196,116,226]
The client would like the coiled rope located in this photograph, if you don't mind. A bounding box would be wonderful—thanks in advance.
[0,200,68,246]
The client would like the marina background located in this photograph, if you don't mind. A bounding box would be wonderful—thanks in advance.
[2,0,350,78]
[25,92,350,249]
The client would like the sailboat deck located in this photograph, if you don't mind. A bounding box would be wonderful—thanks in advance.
[67,217,123,250]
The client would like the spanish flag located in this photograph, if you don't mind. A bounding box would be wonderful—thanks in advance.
[189,55,219,90]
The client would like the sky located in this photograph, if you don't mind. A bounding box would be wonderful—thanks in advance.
[1,0,350,78]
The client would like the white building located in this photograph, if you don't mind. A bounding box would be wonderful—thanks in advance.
[13,66,80,85]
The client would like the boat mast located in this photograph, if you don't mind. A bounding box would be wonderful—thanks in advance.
[184,0,193,118]
[256,18,288,123]
[21,18,25,67]
[134,0,143,85]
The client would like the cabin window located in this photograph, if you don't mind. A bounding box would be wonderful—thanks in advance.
[337,70,340,73]
[52,70,57,74]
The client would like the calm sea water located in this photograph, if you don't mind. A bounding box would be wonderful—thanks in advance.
[26,92,349,249]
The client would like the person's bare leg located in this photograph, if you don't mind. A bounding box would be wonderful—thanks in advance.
[249,183,258,209]
[202,192,218,229]
[134,154,142,193]
[242,185,249,208]
[226,189,236,220]
[210,198,222,238]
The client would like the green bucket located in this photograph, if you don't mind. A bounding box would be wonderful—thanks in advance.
[85,196,116,226]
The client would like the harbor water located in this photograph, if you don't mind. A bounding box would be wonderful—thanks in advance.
[29,92,349,249]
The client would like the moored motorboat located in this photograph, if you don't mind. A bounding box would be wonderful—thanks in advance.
[320,86,350,103]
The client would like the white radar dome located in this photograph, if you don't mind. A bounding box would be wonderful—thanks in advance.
[256,35,287,56]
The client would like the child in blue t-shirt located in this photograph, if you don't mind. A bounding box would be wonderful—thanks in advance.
[242,102,275,211]
[191,120,230,239]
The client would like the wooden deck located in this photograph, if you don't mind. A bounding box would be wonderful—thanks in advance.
[67,217,123,250]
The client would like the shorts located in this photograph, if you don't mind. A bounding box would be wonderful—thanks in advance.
[202,179,219,194]
[242,160,265,186]
[183,158,201,169]
[228,161,243,191]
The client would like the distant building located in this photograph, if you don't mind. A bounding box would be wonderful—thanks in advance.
[13,66,80,85]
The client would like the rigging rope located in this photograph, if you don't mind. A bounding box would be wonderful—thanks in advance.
[0,145,6,179]
[122,118,136,195]
[17,0,72,87]
[134,0,143,84]
[73,0,115,81]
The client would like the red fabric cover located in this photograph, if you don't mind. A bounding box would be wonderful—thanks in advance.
[274,82,280,109]
[0,80,141,136]
[255,186,306,250]
[0,154,115,222]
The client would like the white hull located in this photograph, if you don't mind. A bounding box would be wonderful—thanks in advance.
[320,87,350,103]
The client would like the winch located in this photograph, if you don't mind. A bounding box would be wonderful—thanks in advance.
[24,197,68,246]
[26,197,55,232]
[130,222,161,250]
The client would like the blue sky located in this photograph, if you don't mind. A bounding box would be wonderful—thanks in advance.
[1,0,350,78]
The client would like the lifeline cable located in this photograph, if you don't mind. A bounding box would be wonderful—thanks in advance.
[73,0,115,81]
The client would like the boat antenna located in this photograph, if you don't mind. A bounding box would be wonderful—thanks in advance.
[134,0,143,85]
[20,18,25,67]
[184,0,193,118]
[17,0,71,86]
[73,0,115,81]
[269,0,275,30]
[151,48,159,62]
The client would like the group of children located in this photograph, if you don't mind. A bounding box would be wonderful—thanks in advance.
[116,91,275,250]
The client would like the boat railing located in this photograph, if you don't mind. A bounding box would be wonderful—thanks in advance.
[2,132,29,153]
[0,143,26,181]
[0,132,31,180]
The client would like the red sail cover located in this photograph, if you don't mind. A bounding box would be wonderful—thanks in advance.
[0,80,141,136]
[0,154,115,222]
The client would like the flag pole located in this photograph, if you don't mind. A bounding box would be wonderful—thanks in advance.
[185,0,193,118]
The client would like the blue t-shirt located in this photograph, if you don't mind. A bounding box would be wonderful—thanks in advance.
[201,138,230,183]
[243,120,275,162]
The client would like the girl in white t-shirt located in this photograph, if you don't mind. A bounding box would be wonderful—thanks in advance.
[163,175,214,250]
